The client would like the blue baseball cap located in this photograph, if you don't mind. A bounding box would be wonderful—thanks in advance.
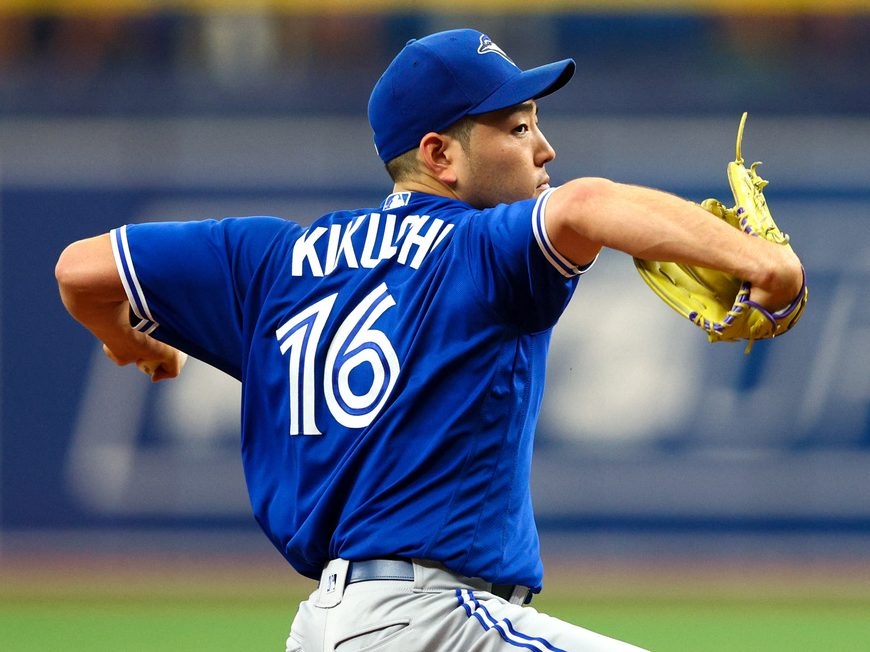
[368,29,575,163]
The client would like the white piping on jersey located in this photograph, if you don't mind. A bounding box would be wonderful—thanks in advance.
[110,225,158,334]
[456,589,566,652]
[532,187,594,278]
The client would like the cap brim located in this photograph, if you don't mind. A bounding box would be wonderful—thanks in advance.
[470,58,576,115]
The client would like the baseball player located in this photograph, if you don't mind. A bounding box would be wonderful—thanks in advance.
[56,29,804,652]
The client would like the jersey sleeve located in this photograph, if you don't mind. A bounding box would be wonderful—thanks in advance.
[463,187,594,332]
[111,216,294,379]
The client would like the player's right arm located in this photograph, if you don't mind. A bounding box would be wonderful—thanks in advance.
[55,233,186,381]
[543,177,804,313]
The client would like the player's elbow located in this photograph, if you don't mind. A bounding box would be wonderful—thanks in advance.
[55,241,91,296]
[55,234,122,305]
[55,243,94,320]
[55,243,78,292]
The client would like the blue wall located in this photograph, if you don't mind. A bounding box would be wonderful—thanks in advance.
[1,13,868,545]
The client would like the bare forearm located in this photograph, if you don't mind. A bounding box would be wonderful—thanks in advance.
[59,286,154,363]
[56,234,182,377]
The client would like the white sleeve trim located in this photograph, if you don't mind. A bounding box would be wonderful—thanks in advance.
[110,226,159,334]
[531,187,598,278]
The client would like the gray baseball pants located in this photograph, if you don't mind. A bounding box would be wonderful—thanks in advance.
[285,559,649,652]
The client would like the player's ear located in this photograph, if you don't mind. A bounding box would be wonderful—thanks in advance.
[418,132,459,185]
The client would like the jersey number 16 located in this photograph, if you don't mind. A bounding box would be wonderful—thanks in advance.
[275,282,401,436]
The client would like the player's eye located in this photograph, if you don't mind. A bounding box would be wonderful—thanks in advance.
[513,123,530,135]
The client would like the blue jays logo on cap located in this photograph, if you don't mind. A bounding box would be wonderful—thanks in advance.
[368,28,576,164]
[477,34,515,65]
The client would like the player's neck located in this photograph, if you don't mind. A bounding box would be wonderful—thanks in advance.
[393,177,460,202]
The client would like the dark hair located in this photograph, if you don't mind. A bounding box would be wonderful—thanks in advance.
[385,117,474,182]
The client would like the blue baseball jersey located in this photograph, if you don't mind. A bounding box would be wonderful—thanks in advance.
[111,188,590,591]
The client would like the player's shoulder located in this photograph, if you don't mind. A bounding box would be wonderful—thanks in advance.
[216,214,304,246]
[460,195,540,239]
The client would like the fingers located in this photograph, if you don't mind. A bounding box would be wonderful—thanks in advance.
[137,351,189,382]
[136,359,157,378]
[102,341,188,382]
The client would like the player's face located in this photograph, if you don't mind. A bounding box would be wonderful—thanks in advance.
[454,101,556,209]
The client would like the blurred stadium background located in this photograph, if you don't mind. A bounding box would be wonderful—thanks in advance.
[1,1,869,650]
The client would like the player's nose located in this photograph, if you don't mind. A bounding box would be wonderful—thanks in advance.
[535,129,556,166]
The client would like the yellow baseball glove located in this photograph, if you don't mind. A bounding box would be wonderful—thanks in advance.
[634,113,808,352]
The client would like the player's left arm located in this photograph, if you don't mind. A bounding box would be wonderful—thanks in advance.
[55,233,186,382]
[544,177,804,314]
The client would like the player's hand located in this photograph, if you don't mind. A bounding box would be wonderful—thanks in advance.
[102,342,189,382]
[742,232,804,309]
[747,261,804,315]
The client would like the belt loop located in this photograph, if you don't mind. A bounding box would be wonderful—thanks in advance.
[508,585,532,605]
[315,559,350,608]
